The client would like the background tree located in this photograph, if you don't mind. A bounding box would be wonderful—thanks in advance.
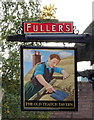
[0,1,50,119]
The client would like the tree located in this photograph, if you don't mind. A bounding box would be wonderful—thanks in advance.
[1,1,50,119]
[1,1,41,93]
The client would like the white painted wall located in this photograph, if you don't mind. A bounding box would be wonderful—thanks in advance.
[92,64,94,69]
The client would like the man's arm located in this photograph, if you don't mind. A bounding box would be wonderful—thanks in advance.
[36,74,55,93]
[54,67,70,79]
[61,70,70,79]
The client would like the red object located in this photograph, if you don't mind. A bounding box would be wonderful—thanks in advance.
[24,22,73,34]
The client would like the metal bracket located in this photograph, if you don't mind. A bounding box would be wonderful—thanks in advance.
[73,26,79,34]
[7,33,90,43]
[16,26,23,35]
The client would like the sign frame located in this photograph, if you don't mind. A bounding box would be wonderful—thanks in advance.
[20,46,78,111]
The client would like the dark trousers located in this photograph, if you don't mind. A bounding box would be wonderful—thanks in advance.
[24,81,40,100]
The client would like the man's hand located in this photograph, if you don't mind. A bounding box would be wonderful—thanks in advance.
[61,70,70,80]
[45,84,55,93]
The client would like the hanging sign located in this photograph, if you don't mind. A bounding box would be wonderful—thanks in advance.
[23,22,73,34]
[21,46,78,111]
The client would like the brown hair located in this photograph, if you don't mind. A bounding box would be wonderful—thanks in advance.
[49,54,61,60]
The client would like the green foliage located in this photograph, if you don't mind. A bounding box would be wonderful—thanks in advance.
[1,1,50,119]
[1,1,41,93]
[2,92,50,119]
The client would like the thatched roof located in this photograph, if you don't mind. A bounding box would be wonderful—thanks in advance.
[75,21,94,65]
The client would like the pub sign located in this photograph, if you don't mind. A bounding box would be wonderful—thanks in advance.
[21,46,78,111]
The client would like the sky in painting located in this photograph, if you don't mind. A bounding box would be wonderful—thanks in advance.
[23,48,74,76]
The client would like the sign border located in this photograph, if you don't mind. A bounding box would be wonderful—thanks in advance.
[20,46,78,111]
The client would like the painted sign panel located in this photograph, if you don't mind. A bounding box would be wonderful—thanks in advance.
[23,22,73,34]
[20,46,78,111]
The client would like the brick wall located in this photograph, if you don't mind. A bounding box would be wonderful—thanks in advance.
[50,82,94,119]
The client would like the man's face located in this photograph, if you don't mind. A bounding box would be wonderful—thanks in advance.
[48,58,60,68]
